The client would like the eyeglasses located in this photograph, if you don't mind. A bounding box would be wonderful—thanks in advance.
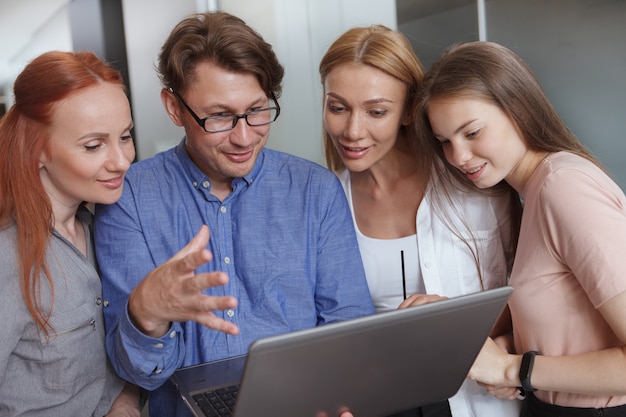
[171,89,280,133]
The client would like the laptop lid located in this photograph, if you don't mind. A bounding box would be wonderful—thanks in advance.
[171,286,512,417]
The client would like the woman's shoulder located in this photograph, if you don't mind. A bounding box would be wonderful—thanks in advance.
[538,152,624,201]
[522,153,626,235]
[540,151,609,180]
[545,151,599,171]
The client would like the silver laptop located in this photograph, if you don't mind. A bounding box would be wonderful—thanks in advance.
[171,286,513,417]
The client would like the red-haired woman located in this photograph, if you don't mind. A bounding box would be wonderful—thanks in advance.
[0,51,140,416]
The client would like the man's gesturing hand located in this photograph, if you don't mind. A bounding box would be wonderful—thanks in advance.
[127,225,240,338]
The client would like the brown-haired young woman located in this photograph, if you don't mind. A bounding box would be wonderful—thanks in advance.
[419,41,626,417]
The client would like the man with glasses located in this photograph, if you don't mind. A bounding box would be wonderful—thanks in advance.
[94,11,374,417]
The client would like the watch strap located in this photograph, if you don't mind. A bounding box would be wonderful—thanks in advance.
[519,350,541,393]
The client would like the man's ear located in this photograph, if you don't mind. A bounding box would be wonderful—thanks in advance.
[161,88,184,127]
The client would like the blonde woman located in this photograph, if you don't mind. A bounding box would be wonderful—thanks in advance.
[320,26,522,417]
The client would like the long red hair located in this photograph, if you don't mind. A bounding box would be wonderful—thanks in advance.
[0,51,125,334]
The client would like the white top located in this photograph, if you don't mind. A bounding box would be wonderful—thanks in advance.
[338,168,521,417]
[357,233,424,312]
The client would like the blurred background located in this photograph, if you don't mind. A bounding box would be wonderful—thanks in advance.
[1,0,625,188]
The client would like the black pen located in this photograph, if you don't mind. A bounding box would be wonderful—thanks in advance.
[401,250,407,300]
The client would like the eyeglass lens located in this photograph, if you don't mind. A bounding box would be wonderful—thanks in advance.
[205,108,278,132]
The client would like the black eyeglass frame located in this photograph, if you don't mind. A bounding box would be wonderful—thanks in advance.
[171,89,281,133]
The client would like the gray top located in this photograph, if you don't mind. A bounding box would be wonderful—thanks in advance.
[0,209,124,416]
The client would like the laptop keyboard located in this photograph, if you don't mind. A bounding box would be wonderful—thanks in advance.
[192,384,240,417]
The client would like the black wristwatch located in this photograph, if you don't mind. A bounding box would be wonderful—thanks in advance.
[519,350,541,393]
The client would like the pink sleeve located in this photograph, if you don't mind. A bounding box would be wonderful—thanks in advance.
[537,165,626,307]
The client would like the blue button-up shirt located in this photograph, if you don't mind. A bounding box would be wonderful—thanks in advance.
[94,140,374,417]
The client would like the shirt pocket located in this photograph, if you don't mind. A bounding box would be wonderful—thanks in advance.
[452,228,507,292]
[40,302,105,390]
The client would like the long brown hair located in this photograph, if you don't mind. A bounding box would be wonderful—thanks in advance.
[415,42,598,260]
[0,51,125,334]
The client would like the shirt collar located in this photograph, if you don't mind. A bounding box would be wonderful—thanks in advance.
[174,138,265,195]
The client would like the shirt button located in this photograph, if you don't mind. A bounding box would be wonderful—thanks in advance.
[103,300,109,307]
[192,181,198,187]
[95,298,102,305]
[220,206,227,213]
[425,261,432,268]
[202,180,210,189]
[224,257,231,264]
[154,343,164,349]
[169,331,176,339]
[227,309,235,318]
[154,369,163,374]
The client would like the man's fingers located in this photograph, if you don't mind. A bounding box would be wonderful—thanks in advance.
[185,270,230,293]
[192,308,240,336]
[168,225,212,263]
[195,288,238,313]
[149,225,217,288]
[128,226,242,337]
[186,224,211,252]
[169,241,214,277]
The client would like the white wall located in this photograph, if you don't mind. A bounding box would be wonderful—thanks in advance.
[121,0,198,160]
[1,5,72,108]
